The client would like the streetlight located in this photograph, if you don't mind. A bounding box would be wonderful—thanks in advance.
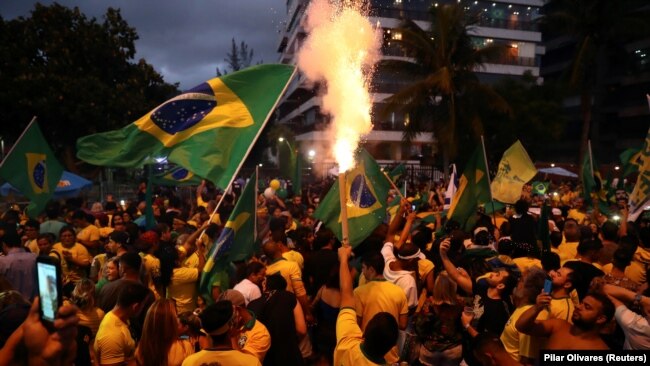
[278,137,294,173]
[308,149,316,159]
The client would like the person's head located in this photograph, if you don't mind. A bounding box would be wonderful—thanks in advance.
[71,278,96,310]
[45,201,61,220]
[550,231,563,248]
[118,252,142,278]
[36,233,54,254]
[473,227,490,246]
[600,221,618,242]
[396,242,421,272]
[271,230,288,247]
[313,227,335,250]
[572,292,615,331]
[200,301,235,345]
[106,257,120,281]
[541,251,561,272]
[577,239,603,263]
[112,214,124,227]
[486,267,519,298]
[71,210,89,228]
[563,219,580,242]
[245,261,266,287]
[23,219,40,240]
[519,268,546,305]
[177,311,202,337]
[138,230,160,253]
[153,223,172,243]
[262,241,281,259]
[107,231,130,254]
[293,195,302,205]
[362,312,399,359]
[514,199,529,216]
[431,271,459,306]
[361,252,385,281]
[550,266,578,292]
[137,299,180,366]
[265,273,287,291]
[58,226,76,247]
[116,282,149,313]
[611,247,635,270]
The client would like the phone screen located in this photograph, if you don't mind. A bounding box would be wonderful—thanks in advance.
[543,279,553,294]
[37,261,59,323]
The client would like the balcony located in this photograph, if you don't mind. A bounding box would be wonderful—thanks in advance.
[476,16,538,32]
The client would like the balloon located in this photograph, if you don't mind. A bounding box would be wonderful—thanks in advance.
[270,179,281,191]
[276,188,287,199]
[264,187,276,199]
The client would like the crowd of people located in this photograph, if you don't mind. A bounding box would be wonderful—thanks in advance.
[0,175,648,365]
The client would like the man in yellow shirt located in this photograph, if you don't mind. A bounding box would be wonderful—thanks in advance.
[73,210,101,254]
[95,283,150,365]
[335,246,398,366]
[557,219,580,262]
[182,300,261,366]
[263,235,313,324]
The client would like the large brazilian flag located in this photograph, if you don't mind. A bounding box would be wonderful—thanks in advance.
[77,64,295,189]
[0,119,64,218]
[314,149,390,247]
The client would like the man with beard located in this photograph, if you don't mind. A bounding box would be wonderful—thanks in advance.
[516,291,614,350]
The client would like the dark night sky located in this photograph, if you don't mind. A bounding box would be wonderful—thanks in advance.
[0,1,287,89]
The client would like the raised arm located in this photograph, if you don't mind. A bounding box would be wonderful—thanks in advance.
[438,238,473,294]
[515,291,556,337]
[338,246,355,308]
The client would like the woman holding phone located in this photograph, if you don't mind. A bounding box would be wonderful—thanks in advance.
[52,226,91,295]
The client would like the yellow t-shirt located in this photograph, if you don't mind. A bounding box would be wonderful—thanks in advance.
[77,224,101,243]
[166,340,194,366]
[418,258,435,279]
[333,307,386,366]
[501,304,548,361]
[99,227,114,239]
[601,263,613,274]
[183,252,199,269]
[240,317,271,362]
[282,250,304,270]
[94,311,135,365]
[52,243,91,284]
[557,242,579,262]
[548,296,575,323]
[181,349,261,366]
[512,257,542,275]
[567,209,587,225]
[626,246,650,285]
[142,253,162,299]
[25,239,39,255]
[353,280,407,363]
[167,267,199,314]
[78,306,106,337]
[266,258,306,297]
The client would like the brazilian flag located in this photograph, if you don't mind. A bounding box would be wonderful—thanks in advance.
[200,171,257,303]
[388,163,406,183]
[447,147,491,231]
[77,64,295,189]
[0,119,63,218]
[531,181,549,195]
[152,166,202,186]
[314,149,390,247]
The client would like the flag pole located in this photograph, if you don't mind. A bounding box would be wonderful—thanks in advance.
[338,172,350,247]
[0,116,37,169]
[254,166,259,243]
[381,170,406,200]
[588,140,594,178]
[481,136,498,227]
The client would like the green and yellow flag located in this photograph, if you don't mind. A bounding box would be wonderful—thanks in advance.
[447,147,491,231]
[388,163,406,183]
[0,119,64,218]
[629,126,650,221]
[314,150,390,247]
[490,140,537,204]
[620,148,642,178]
[200,171,257,303]
[152,166,202,186]
[77,64,295,189]
[531,181,549,195]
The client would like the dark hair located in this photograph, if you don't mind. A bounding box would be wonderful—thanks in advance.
[200,301,233,343]
[119,252,142,274]
[600,222,618,242]
[611,247,634,269]
[104,201,118,211]
[474,229,490,246]
[363,312,398,357]
[271,230,287,246]
[59,226,75,238]
[550,231,563,248]
[514,199,529,215]
[412,226,432,251]
[268,217,286,233]
[72,210,87,221]
[577,239,603,256]
[563,265,580,291]
[116,282,149,307]
[24,219,40,230]
[541,252,560,271]
[361,252,385,275]
[37,233,54,244]
[109,231,130,247]
[522,268,547,304]
[265,274,287,291]
[585,292,615,324]
[1,229,21,248]
[246,261,266,278]
[45,201,61,219]
[500,267,520,298]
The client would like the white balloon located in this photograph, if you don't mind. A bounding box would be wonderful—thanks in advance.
[264,187,276,199]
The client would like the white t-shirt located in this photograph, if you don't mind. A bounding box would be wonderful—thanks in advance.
[381,242,418,308]
[615,305,650,350]
[233,279,262,305]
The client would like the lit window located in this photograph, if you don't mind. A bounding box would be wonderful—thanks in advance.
[392,31,402,40]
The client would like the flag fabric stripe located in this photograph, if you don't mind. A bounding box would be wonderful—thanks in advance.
[444,164,458,210]
[0,119,63,217]
[447,147,491,231]
[314,150,390,247]
[490,140,537,204]
[200,171,257,303]
[629,126,650,221]
[77,64,295,189]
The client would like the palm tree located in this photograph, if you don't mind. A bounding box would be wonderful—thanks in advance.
[541,0,650,166]
[380,4,510,176]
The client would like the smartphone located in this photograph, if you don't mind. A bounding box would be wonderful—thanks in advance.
[36,256,63,328]
[543,279,552,294]
[411,204,416,211]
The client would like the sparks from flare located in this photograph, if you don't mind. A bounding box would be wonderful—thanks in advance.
[297,0,381,172]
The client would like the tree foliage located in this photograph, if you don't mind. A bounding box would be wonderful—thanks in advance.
[380,4,510,169]
[0,3,178,170]
[216,38,260,76]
